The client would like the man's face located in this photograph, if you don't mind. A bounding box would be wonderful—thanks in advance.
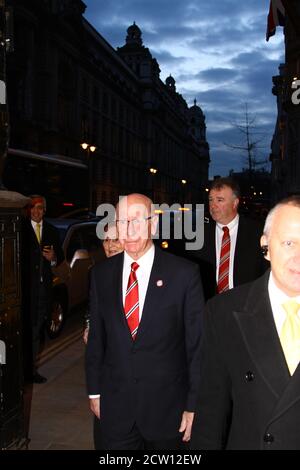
[116,196,157,260]
[209,186,239,225]
[30,202,45,223]
[261,205,300,297]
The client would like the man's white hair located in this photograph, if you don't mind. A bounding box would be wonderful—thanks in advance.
[263,196,300,239]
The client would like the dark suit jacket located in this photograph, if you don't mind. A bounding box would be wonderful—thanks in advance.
[191,270,300,450]
[85,247,204,441]
[194,216,268,300]
[22,219,64,324]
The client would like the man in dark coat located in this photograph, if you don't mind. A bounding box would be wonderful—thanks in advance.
[191,196,300,450]
[86,193,204,450]
[195,177,267,300]
[23,195,64,383]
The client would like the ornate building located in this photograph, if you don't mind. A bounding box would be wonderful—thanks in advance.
[6,0,209,209]
[270,1,300,202]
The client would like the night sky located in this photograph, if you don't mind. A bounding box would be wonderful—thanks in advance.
[83,0,284,177]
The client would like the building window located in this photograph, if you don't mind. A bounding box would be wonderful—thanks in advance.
[111,97,117,119]
[103,92,109,114]
[81,76,89,102]
[94,86,99,108]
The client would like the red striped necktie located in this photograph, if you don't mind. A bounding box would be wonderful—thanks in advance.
[217,226,230,293]
[124,262,140,339]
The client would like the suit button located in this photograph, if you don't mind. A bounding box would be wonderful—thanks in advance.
[133,378,138,384]
[245,371,254,382]
[264,433,274,444]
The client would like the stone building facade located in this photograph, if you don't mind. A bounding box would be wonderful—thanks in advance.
[6,0,209,209]
[270,0,300,202]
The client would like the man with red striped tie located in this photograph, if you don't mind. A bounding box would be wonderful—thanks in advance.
[195,177,267,300]
[86,193,204,450]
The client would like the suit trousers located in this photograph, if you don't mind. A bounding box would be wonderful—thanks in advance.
[94,418,188,451]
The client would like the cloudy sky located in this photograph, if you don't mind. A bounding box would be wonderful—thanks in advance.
[83,0,285,177]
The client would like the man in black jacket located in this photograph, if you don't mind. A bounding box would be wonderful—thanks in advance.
[195,177,267,300]
[23,195,64,383]
[191,196,300,449]
[86,193,204,450]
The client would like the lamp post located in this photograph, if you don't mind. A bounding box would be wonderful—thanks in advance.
[149,167,158,200]
[181,179,187,206]
[81,142,96,211]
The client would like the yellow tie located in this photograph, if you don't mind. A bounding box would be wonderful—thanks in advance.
[280,300,300,375]
[36,223,41,244]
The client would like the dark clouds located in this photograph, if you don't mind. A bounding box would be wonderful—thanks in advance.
[84,0,284,177]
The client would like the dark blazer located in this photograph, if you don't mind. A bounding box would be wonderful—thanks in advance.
[85,247,204,441]
[194,216,267,300]
[22,219,64,324]
[191,270,300,450]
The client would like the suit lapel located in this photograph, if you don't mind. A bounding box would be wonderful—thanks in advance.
[269,364,300,425]
[115,253,132,338]
[233,271,290,399]
[233,217,245,286]
[29,221,40,248]
[233,216,244,286]
[41,220,47,246]
[135,247,165,343]
[206,222,216,268]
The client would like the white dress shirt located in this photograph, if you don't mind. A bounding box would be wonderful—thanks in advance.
[268,272,300,337]
[31,219,43,242]
[122,244,155,320]
[89,244,155,399]
[215,214,239,289]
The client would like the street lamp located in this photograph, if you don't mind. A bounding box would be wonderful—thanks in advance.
[81,142,96,210]
[149,167,158,200]
[180,179,187,205]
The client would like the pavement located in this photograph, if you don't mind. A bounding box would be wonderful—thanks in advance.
[24,331,94,450]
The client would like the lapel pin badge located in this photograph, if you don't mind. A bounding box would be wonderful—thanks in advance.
[156,280,163,287]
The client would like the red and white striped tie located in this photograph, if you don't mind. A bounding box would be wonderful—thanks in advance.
[217,226,230,293]
[124,262,140,339]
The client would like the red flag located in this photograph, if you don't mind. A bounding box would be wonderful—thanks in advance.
[266,0,286,41]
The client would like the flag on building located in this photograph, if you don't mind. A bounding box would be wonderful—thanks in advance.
[266,0,286,41]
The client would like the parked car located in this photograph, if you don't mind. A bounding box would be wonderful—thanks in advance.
[45,218,106,338]
[58,208,98,220]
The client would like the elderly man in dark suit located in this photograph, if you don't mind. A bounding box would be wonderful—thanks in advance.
[191,195,300,450]
[195,177,267,300]
[86,193,204,450]
[23,195,64,383]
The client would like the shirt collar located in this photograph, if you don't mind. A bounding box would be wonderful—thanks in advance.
[216,213,239,231]
[124,243,155,270]
[31,219,43,229]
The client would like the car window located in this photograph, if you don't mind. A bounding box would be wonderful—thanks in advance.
[80,224,102,252]
[57,227,68,244]
[66,230,83,262]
